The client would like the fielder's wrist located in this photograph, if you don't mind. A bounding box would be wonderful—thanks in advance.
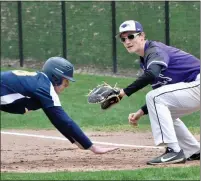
[120,89,126,97]
[138,109,145,116]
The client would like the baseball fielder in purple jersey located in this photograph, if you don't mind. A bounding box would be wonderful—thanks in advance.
[1,57,118,155]
[116,20,200,165]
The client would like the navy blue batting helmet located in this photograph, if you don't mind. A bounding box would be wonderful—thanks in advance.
[42,57,75,86]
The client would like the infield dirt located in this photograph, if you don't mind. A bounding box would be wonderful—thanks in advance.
[1,130,200,172]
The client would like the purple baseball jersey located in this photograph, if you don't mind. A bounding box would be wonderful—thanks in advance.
[140,41,200,89]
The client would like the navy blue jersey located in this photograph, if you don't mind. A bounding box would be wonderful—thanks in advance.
[1,70,60,113]
[1,70,92,149]
[140,41,200,89]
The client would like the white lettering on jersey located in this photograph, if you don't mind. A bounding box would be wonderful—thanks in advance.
[12,70,37,76]
[152,74,172,87]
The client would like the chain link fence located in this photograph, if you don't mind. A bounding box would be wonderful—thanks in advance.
[1,1,200,74]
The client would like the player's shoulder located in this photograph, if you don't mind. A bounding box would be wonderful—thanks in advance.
[2,70,38,78]
[7,70,50,84]
[37,71,50,81]
[1,70,37,81]
[144,40,170,57]
[145,40,166,52]
[35,71,52,89]
[10,70,52,90]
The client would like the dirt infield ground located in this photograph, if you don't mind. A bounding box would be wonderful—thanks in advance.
[1,130,200,173]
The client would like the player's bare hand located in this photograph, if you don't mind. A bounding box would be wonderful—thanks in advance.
[128,113,139,126]
[89,145,119,154]
[128,109,144,126]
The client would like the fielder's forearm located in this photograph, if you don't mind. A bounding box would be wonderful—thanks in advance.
[43,106,93,149]
[123,64,162,96]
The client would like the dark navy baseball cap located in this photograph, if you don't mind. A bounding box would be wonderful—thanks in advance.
[116,20,143,38]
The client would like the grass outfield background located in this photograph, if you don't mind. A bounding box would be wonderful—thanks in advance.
[1,67,200,180]
[1,67,200,132]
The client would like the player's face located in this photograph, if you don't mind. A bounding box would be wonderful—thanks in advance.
[120,31,144,54]
[54,78,69,94]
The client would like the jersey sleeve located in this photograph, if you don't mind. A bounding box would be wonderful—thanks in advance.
[146,48,170,71]
[123,64,162,96]
[43,106,93,149]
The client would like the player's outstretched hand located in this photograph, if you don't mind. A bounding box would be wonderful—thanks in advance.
[89,145,119,154]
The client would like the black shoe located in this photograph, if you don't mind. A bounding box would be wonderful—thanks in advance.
[147,147,186,165]
[187,153,200,161]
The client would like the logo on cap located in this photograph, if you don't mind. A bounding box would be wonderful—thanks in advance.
[121,24,129,28]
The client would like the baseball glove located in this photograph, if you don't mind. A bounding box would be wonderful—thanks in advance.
[87,82,122,109]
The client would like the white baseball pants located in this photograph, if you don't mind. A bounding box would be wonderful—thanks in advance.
[146,74,200,158]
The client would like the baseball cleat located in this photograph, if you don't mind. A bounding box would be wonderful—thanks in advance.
[147,147,186,165]
[187,152,200,161]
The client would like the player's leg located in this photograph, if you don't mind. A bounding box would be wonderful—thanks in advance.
[171,75,200,160]
[173,118,200,160]
[146,78,200,165]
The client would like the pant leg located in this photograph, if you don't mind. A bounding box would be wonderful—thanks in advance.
[146,79,200,146]
[173,118,200,158]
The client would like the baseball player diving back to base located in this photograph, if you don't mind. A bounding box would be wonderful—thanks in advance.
[114,20,200,165]
[0,57,118,154]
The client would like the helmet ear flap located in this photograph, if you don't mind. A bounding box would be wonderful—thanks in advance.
[51,74,62,86]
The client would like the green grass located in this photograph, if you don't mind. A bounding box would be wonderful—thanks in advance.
[1,166,200,180]
[1,67,200,133]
